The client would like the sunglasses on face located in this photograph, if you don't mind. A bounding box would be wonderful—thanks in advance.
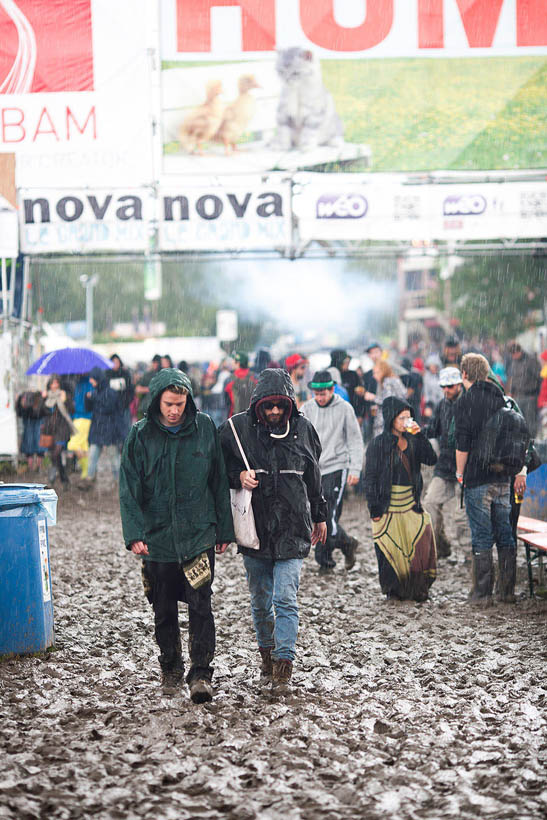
[262,401,286,411]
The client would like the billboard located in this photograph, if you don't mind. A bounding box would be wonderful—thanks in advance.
[293,174,547,241]
[19,188,153,253]
[158,177,292,250]
[160,0,547,175]
[18,179,291,252]
[0,0,153,187]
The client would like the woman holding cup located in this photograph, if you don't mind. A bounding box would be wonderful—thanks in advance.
[364,396,438,602]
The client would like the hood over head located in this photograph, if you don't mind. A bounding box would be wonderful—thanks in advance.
[381,395,412,432]
[330,349,349,370]
[89,366,107,384]
[249,368,297,426]
[147,367,196,420]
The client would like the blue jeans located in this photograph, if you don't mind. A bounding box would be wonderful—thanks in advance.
[88,443,121,480]
[464,482,515,555]
[243,555,303,662]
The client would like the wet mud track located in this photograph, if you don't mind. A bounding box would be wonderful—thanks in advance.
[1,476,546,819]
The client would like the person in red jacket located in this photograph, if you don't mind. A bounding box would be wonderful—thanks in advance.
[225,352,257,417]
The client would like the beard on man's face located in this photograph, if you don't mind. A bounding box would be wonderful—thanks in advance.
[263,407,286,430]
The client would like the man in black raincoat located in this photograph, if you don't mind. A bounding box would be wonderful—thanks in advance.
[220,368,327,687]
[119,368,234,702]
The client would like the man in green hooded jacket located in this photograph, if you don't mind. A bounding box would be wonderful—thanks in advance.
[119,368,234,702]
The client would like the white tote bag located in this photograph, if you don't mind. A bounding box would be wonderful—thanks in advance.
[228,417,260,550]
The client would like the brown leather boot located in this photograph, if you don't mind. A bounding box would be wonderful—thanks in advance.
[272,659,293,685]
[259,647,273,678]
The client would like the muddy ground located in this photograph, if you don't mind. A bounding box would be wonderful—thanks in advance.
[1,468,546,820]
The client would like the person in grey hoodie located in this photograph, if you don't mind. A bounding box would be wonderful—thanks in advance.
[301,370,364,573]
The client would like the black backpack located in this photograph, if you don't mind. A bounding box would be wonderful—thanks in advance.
[474,403,530,475]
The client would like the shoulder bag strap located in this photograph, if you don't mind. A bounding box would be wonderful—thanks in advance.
[228,416,251,472]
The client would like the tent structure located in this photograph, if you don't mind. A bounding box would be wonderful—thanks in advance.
[0,195,19,462]
[0,195,18,259]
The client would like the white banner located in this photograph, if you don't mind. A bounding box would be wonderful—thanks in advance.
[162,0,546,60]
[293,176,547,241]
[19,188,153,253]
[1,0,153,188]
[158,178,292,250]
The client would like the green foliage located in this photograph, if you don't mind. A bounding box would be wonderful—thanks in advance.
[30,258,262,343]
[323,56,546,171]
[443,255,546,340]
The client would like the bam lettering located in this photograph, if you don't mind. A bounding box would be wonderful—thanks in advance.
[1,106,97,144]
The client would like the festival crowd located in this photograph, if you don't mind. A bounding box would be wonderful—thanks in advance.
[15,336,546,701]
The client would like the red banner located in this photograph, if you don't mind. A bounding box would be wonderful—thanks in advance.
[0,0,93,94]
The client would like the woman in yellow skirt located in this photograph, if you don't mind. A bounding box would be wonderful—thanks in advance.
[67,374,93,478]
[364,396,437,602]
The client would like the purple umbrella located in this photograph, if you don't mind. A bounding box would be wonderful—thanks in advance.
[26,347,114,376]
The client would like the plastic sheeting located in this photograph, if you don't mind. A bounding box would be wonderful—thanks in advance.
[0,484,58,524]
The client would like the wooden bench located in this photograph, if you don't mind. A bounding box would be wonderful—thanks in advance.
[517,516,547,534]
[516,526,547,597]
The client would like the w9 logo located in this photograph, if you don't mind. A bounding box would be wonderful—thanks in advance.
[0,0,93,94]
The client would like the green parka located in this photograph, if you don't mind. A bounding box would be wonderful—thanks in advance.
[119,368,235,562]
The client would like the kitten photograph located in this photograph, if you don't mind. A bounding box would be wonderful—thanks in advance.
[271,47,344,151]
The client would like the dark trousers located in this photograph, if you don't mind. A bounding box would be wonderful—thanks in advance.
[142,549,216,684]
[315,469,351,568]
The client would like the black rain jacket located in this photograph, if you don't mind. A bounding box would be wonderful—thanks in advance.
[219,368,327,560]
[425,393,462,480]
[364,396,437,519]
[454,378,507,488]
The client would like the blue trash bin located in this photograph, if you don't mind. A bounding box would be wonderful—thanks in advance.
[0,484,58,656]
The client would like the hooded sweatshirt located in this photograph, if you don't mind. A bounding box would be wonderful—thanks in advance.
[119,368,234,562]
[86,366,126,446]
[364,396,437,518]
[219,368,327,560]
[300,392,363,478]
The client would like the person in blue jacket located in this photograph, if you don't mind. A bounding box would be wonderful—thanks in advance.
[80,367,127,486]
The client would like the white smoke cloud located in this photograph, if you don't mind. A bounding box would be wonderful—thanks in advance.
[213,256,398,344]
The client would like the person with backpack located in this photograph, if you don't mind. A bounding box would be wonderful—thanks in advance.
[455,353,530,606]
[225,352,257,417]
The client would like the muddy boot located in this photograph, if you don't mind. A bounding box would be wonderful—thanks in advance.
[343,536,359,570]
[468,550,494,607]
[272,659,293,689]
[189,678,213,704]
[161,660,185,693]
[259,647,273,679]
[498,549,517,603]
[435,528,452,559]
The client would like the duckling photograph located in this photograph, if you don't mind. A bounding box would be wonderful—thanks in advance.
[214,74,261,155]
[178,79,224,155]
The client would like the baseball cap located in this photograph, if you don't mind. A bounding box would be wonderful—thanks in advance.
[366,340,382,352]
[285,353,306,371]
[439,366,463,387]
